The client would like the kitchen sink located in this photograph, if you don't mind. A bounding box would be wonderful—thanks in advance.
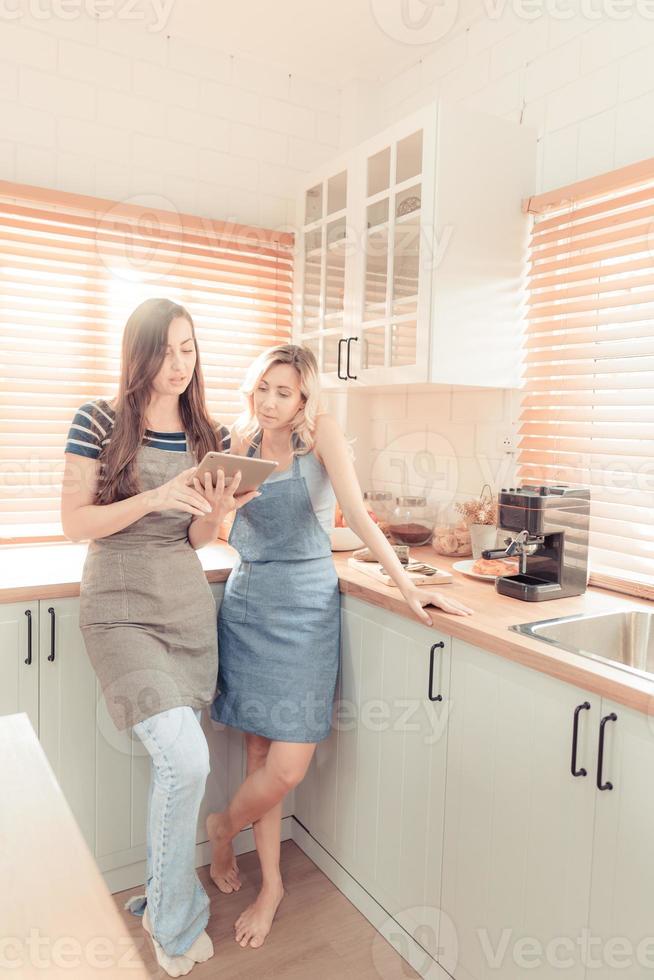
[510,610,654,683]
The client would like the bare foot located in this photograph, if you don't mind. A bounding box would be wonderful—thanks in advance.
[234,881,285,949]
[206,812,241,893]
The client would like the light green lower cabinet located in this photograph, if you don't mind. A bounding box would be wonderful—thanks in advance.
[4,588,654,974]
[441,640,654,980]
[0,584,247,883]
[441,639,597,980]
[0,596,151,865]
[0,600,39,732]
[38,597,106,854]
[295,594,451,964]
[587,696,654,980]
[298,615,654,980]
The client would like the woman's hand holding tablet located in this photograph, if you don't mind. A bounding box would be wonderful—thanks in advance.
[192,451,278,497]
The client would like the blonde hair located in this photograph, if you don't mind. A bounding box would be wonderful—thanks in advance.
[233,344,323,454]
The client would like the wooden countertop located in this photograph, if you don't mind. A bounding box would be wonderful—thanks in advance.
[0,541,239,602]
[0,712,150,979]
[335,547,654,716]
[1,541,652,716]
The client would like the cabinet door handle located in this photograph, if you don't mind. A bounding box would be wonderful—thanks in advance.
[597,712,617,791]
[337,338,347,380]
[47,606,56,662]
[571,701,590,777]
[428,642,444,702]
[24,609,32,666]
[346,336,358,380]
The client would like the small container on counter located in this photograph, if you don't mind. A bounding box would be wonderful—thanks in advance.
[363,490,394,536]
[432,505,473,557]
[388,496,434,547]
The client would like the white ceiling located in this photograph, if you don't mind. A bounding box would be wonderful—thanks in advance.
[166,0,438,86]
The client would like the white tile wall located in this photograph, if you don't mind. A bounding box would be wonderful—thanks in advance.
[0,16,343,229]
[374,1,654,189]
[326,386,521,519]
[3,5,654,498]
[336,3,654,499]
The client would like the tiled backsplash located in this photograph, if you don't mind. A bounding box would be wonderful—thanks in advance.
[326,385,522,520]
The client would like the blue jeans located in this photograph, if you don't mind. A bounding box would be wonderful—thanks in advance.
[128,706,211,956]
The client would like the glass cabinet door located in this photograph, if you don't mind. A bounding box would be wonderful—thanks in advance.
[359,125,427,377]
[300,169,348,378]
[295,107,435,385]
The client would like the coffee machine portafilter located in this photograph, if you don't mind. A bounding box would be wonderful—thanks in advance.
[481,485,591,601]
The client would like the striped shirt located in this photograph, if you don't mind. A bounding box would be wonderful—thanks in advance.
[64,398,230,459]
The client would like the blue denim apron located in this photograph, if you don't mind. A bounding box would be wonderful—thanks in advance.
[211,437,341,742]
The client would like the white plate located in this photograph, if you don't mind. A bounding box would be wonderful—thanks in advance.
[452,559,518,581]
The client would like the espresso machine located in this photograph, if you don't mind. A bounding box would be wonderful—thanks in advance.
[481,485,591,601]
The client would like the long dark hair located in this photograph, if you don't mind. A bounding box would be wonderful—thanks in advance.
[96,297,225,504]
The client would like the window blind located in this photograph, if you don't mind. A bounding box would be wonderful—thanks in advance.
[0,181,293,541]
[521,158,654,593]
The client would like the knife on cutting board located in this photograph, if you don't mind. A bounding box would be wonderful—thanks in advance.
[347,557,452,587]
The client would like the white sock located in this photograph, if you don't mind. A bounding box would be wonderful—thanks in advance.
[184,930,214,963]
[142,908,195,978]
[123,893,147,915]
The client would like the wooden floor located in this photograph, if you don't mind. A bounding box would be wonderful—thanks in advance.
[114,840,420,978]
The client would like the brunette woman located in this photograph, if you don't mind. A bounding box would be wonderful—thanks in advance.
[61,297,257,977]
[204,344,473,949]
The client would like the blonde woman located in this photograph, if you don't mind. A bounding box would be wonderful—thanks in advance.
[202,344,473,950]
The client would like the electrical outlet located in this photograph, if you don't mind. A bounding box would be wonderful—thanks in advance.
[500,429,517,454]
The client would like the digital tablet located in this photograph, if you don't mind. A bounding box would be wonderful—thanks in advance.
[193,451,278,496]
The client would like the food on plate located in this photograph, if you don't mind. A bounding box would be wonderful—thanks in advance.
[472,557,519,577]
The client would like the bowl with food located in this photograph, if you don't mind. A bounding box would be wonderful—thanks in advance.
[330,503,364,551]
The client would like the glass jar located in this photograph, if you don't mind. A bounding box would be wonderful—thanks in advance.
[388,496,434,546]
[432,505,472,557]
[363,490,393,536]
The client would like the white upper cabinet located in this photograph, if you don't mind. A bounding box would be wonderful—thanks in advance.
[294,101,536,388]
[295,158,354,383]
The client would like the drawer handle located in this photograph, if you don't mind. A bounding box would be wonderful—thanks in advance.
[346,336,358,380]
[337,338,347,380]
[597,712,617,791]
[24,609,32,666]
[571,701,591,777]
[47,606,56,662]
[428,642,444,702]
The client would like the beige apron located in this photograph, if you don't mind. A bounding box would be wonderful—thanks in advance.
[79,444,218,732]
